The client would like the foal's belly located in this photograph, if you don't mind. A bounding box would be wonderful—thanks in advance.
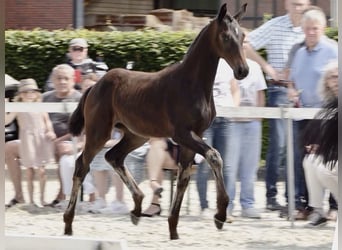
[118,113,174,138]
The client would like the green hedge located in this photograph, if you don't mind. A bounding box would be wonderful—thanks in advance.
[5,29,196,86]
[5,27,338,161]
[5,27,338,88]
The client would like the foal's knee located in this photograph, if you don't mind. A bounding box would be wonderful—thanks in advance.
[205,148,222,168]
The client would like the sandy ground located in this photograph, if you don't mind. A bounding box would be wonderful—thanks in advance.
[5,166,336,250]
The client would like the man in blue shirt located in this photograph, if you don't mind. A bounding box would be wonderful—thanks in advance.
[288,7,337,218]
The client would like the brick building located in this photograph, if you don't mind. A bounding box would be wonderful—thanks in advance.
[5,0,333,30]
[5,0,73,30]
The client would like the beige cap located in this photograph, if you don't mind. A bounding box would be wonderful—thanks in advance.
[69,38,88,48]
[18,78,41,93]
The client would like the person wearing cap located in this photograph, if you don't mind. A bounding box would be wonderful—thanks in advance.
[44,37,108,91]
[5,78,56,207]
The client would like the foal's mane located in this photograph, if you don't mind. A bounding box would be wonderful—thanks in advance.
[182,23,211,61]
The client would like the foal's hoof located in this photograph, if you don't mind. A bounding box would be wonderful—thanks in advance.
[130,211,140,225]
[214,215,225,230]
[170,232,179,240]
[64,226,73,236]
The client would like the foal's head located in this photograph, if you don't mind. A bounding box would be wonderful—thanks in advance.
[213,3,249,80]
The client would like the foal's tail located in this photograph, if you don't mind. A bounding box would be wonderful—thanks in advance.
[68,86,92,136]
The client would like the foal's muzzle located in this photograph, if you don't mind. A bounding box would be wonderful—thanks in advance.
[234,66,249,80]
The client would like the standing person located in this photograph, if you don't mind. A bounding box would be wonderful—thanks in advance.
[5,64,82,208]
[225,37,267,220]
[244,0,311,211]
[283,6,338,219]
[196,58,240,216]
[5,79,56,207]
[287,8,337,218]
[45,38,108,91]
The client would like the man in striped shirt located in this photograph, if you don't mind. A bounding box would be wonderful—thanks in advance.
[244,0,311,212]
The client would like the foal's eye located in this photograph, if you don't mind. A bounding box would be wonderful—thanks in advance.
[222,34,229,41]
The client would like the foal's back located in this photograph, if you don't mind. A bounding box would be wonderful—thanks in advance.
[86,64,186,138]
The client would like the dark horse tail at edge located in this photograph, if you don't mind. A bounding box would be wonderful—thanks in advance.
[68,86,92,136]
[303,97,338,166]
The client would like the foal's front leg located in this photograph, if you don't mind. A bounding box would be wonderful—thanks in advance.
[205,148,229,229]
[174,131,229,231]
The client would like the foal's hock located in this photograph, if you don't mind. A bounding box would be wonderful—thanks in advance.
[64,2,248,240]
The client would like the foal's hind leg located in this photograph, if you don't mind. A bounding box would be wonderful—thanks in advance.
[64,134,110,235]
[63,153,87,235]
[168,148,194,240]
[104,129,147,225]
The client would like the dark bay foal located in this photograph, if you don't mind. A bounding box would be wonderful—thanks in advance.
[64,2,248,240]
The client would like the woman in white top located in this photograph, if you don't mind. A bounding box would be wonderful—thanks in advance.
[225,38,267,220]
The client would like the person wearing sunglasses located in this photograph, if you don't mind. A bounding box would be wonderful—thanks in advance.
[44,38,108,91]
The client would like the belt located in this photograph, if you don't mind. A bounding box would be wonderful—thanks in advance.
[266,79,293,88]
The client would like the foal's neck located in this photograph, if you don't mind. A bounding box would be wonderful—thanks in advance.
[180,25,219,101]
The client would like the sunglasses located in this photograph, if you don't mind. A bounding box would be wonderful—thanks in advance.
[21,90,38,94]
[71,47,85,52]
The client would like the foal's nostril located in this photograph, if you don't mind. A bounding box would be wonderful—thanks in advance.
[236,66,249,80]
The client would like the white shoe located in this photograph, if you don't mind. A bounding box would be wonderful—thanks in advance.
[241,208,261,219]
[54,200,69,210]
[98,201,129,215]
[110,201,129,214]
[200,208,214,219]
[86,198,107,213]
[226,210,234,223]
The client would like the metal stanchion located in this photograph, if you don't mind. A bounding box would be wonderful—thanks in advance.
[281,104,295,228]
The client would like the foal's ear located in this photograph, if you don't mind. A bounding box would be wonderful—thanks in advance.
[218,3,227,22]
[233,3,248,22]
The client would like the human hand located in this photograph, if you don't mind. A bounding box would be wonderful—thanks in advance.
[305,144,319,154]
[287,88,300,106]
[56,141,74,156]
[264,64,279,81]
[46,131,56,140]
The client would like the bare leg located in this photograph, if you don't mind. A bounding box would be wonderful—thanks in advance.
[5,140,25,203]
[112,172,124,202]
[54,141,74,202]
[93,170,109,200]
[143,138,177,216]
[38,166,47,206]
[26,168,35,204]
[146,138,167,194]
